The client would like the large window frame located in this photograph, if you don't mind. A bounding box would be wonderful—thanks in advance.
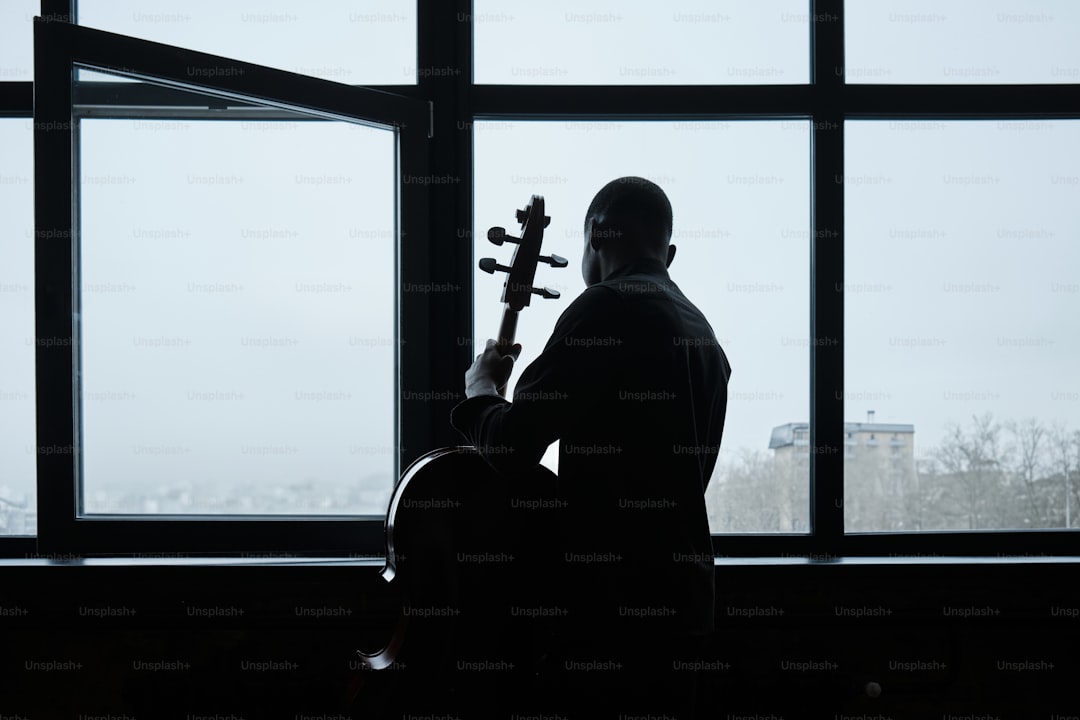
[1,0,1078,558]
[464,0,1080,558]
[30,14,430,554]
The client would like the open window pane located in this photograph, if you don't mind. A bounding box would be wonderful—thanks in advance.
[0,118,36,536]
[846,0,1080,84]
[473,1,809,85]
[474,120,810,533]
[77,0,417,84]
[77,69,397,516]
[845,120,1080,532]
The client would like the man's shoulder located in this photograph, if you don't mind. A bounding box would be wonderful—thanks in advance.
[553,283,625,327]
[596,269,712,328]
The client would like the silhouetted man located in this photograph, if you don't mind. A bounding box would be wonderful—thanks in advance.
[452,177,731,717]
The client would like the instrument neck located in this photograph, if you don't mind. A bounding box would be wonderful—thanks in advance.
[494,307,520,399]
[497,306,519,349]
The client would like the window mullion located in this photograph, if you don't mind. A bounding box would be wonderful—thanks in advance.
[406,0,472,457]
[810,0,845,555]
[845,84,1080,118]
[0,83,33,115]
[33,16,78,554]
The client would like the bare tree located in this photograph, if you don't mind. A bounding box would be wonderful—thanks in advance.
[929,413,1009,529]
[707,448,808,533]
[1005,417,1049,527]
[711,415,1077,536]
[1047,422,1080,529]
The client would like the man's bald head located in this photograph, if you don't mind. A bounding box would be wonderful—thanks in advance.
[581,177,676,285]
[584,176,673,254]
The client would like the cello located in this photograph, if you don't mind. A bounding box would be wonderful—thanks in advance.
[350,195,566,708]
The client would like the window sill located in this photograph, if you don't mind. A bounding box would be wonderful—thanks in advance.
[0,554,1077,567]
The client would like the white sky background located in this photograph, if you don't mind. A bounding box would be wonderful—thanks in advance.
[77,0,417,84]
[845,121,1080,448]
[1,1,1079,524]
[844,0,1080,84]
[78,109,396,514]
[473,0,808,84]
[0,118,35,519]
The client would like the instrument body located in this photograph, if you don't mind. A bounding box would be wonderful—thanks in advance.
[351,196,565,705]
[357,447,555,664]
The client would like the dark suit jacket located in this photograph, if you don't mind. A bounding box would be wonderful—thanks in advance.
[452,257,731,636]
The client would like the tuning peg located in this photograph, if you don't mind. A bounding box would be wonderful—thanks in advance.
[514,210,550,228]
[539,253,568,268]
[487,226,520,246]
[531,286,561,300]
[479,257,512,274]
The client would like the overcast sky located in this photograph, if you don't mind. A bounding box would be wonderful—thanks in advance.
[1,1,1078,524]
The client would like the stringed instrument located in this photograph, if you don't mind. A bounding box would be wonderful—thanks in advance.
[348,196,566,711]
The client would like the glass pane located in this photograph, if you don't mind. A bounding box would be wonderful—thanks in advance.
[0,1,38,81]
[846,0,1080,84]
[845,120,1080,531]
[473,0,809,85]
[0,118,37,536]
[77,0,417,84]
[77,69,397,516]
[474,120,810,533]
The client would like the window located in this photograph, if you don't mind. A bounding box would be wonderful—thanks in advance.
[78,77,396,517]
[29,16,427,554]
[473,119,810,534]
[3,1,1078,558]
[0,1,37,81]
[845,119,1080,533]
[0,118,36,537]
[468,0,1079,556]
[846,0,1080,84]
[0,2,39,547]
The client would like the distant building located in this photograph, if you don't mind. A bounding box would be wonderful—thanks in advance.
[769,413,918,530]
[769,418,916,463]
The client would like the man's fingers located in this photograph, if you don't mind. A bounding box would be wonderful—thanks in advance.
[475,338,521,365]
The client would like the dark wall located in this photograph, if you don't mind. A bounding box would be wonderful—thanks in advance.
[1,561,1077,718]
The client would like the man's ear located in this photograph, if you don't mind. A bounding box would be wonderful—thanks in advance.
[590,217,611,251]
[665,244,677,268]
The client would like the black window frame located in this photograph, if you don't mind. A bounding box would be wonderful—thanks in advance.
[0,0,1077,558]
[463,0,1080,558]
[30,13,431,555]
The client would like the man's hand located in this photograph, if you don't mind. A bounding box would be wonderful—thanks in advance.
[465,339,522,399]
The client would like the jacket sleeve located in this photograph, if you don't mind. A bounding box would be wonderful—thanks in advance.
[450,286,622,476]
